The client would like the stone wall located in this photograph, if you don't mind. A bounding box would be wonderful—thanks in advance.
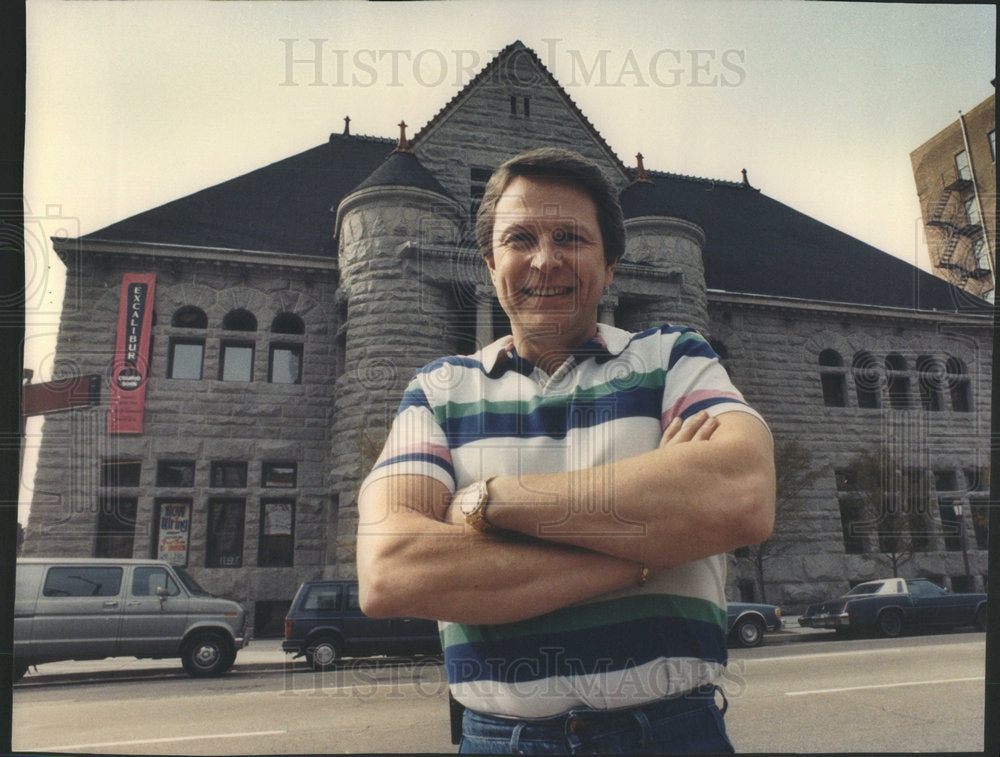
[708,296,993,607]
[24,250,340,620]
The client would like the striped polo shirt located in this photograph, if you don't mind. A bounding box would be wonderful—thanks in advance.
[364,322,767,718]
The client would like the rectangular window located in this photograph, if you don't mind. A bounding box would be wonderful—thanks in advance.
[220,342,254,382]
[168,339,204,380]
[95,496,137,558]
[262,462,297,488]
[938,501,963,552]
[989,130,996,162]
[44,566,122,597]
[100,460,142,488]
[303,583,342,611]
[156,460,196,487]
[211,461,248,488]
[259,499,295,567]
[207,498,245,568]
[820,373,847,407]
[970,498,989,550]
[955,149,972,181]
[155,499,192,566]
[131,566,180,597]
[269,344,302,384]
[964,197,981,226]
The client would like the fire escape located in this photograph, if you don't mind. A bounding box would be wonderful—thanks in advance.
[925,167,991,295]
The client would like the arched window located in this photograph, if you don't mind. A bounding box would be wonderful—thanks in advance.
[884,353,912,410]
[171,306,207,329]
[818,349,847,407]
[168,306,206,379]
[852,352,881,409]
[222,309,257,331]
[916,355,946,411]
[946,357,972,412]
[271,313,305,335]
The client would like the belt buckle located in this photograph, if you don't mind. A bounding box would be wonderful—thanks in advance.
[566,713,593,735]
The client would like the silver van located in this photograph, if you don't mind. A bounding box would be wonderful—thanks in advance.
[14,558,248,680]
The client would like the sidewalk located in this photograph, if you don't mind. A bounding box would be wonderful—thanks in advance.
[15,617,831,685]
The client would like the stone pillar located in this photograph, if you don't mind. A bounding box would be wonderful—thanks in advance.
[623,216,708,336]
[329,186,464,578]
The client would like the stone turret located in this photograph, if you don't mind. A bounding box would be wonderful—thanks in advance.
[619,153,709,336]
[328,122,465,577]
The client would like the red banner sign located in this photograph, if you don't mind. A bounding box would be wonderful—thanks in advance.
[107,273,156,434]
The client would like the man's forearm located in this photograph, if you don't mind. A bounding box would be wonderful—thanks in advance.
[356,475,643,625]
[481,411,775,567]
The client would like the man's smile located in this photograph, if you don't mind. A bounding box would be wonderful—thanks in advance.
[522,286,574,297]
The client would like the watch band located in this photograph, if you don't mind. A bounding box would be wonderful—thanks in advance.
[465,477,498,534]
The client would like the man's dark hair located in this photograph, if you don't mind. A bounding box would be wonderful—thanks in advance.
[475,148,625,266]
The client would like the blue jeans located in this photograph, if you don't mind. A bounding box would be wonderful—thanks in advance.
[458,687,735,754]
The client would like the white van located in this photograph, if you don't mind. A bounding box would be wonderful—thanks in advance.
[14,558,248,680]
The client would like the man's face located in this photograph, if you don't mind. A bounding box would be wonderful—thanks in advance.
[486,176,615,358]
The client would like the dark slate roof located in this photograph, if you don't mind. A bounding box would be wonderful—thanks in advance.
[80,130,988,315]
[353,149,455,199]
[622,170,990,314]
[82,134,395,258]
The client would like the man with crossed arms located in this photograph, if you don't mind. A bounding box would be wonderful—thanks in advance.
[357,148,775,754]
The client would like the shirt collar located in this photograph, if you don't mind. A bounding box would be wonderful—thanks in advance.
[478,323,632,374]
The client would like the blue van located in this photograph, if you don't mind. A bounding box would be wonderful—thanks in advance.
[282,580,440,670]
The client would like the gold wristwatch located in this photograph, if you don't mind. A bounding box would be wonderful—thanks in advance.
[457,477,497,533]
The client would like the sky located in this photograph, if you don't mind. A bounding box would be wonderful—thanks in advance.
[17,0,997,520]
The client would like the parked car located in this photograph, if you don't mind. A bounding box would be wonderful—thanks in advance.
[726,601,783,647]
[14,558,249,680]
[282,580,441,670]
[799,577,987,638]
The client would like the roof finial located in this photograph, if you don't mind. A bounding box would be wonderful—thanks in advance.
[741,168,757,190]
[631,153,653,185]
[343,115,351,136]
[394,120,413,153]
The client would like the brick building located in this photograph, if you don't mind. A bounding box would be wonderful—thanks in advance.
[911,91,996,302]
[23,43,991,634]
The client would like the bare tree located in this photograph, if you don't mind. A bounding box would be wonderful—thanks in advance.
[840,449,935,577]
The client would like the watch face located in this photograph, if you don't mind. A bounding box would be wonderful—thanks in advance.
[458,486,479,515]
[459,482,483,516]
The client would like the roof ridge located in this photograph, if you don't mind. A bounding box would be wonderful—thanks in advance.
[410,41,627,177]
[328,132,394,144]
[645,167,745,188]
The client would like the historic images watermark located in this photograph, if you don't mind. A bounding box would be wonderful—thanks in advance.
[279,38,746,89]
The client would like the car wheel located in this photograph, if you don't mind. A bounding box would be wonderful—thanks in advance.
[975,605,987,632]
[306,635,342,671]
[732,616,766,648]
[181,631,235,677]
[13,661,28,682]
[875,609,903,638]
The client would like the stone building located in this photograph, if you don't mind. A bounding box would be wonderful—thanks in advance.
[24,43,991,634]
[910,91,996,302]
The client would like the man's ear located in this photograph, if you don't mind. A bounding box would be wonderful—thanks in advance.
[485,253,497,279]
[604,260,617,288]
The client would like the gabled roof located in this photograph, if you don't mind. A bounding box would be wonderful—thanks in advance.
[411,41,628,179]
[82,134,394,258]
[625,170,988,313]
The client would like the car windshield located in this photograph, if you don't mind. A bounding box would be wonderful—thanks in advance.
[845,582,884,596]
[174,566,211,596]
